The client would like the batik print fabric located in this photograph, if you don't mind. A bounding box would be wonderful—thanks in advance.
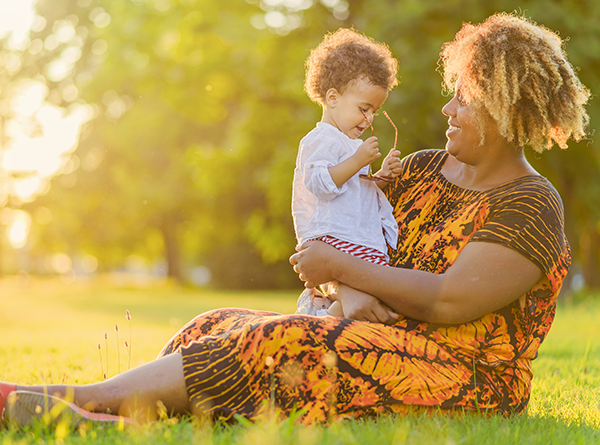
[157,149,570,424]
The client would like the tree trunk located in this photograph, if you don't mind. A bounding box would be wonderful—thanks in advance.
[160,218,182,281]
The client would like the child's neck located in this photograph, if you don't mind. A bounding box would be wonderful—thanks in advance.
[321,108,341,132]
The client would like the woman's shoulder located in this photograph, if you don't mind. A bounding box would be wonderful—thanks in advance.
[488,175,564,217]
[477,175,567,261]
[473,174,569,284]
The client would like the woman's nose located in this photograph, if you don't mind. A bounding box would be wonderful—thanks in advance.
[442,97,455,117]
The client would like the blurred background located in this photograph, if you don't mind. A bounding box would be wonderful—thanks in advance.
[0,0,598,291]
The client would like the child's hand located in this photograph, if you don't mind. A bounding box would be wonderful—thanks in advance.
[353,136,381,168]
[378,148,402,178]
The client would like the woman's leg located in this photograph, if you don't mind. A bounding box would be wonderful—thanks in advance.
[11,353,189,422]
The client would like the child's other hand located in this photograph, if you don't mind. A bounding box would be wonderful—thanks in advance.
[378,148,402,178]
[354,136,381,167]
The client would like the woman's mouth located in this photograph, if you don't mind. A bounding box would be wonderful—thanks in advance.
[446,123,460,137]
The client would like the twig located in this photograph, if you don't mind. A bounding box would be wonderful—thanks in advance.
[104,332,109,378]
[97,343,104,379]
[115,324,120,374]
[126,310,132,370]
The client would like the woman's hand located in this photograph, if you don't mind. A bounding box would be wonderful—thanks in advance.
[331,283,399,325]
[377,148,402,178]
[289,241,339,288]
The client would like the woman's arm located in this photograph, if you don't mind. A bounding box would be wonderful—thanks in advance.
[290,240,543,324]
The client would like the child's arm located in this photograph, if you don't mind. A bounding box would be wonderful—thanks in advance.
[374,148,402,189]
[328,136,380,188]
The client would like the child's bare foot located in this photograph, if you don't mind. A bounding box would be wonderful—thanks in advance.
[327,301,344,317]
[296,288,332,315]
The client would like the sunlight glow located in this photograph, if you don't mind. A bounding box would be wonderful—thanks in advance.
[13,176,41,201]
[0,0,35,47]
[1,1,92,198]
[3,91,93,178]
[52,252,72,274]
[7,210,31,249]
[80,254,99,274]
[1,0,92,254]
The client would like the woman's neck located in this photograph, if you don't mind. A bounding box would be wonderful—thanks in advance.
[441,147,539,192]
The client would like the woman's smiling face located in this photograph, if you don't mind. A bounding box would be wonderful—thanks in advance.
[441,89,484,162]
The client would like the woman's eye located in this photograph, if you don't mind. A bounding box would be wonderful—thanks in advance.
[456,94,465,105]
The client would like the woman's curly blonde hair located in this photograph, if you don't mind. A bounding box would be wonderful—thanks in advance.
[305,28,399,105]
[439,13,590,153]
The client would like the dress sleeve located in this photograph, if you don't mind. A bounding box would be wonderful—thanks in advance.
[470,180,571,294]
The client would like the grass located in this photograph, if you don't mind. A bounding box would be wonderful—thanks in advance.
[1,275,600,444]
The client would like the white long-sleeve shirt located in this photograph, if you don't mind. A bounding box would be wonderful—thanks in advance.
[292,122,398,258]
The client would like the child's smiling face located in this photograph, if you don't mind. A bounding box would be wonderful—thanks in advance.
[322,78,388,139]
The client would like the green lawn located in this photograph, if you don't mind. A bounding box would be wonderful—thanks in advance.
[1,276,599,444]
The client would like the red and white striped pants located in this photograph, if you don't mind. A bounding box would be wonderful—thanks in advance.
[315,235,389,266]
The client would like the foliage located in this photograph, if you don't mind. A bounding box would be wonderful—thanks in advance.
[1,278,600,444]
[9,0,600,288]
[0,16,55,275]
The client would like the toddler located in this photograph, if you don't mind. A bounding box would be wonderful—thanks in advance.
[292,28,401,317]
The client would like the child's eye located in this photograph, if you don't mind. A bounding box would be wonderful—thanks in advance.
[456,93,466,105]
[359,108,378,116]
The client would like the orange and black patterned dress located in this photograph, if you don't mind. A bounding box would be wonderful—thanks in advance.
[158,149,570,423]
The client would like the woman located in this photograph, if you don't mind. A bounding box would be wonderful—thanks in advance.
[0,12,590,427]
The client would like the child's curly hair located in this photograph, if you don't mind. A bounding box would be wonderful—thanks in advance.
[305,28,399,105]
[439,13,590,153]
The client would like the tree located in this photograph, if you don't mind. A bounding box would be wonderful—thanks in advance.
[0,14,56,275]
[28,0,306,285]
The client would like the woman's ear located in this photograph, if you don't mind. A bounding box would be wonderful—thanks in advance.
[325,88,339,108]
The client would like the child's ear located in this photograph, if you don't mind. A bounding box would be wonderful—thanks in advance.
[325,88,339,108]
